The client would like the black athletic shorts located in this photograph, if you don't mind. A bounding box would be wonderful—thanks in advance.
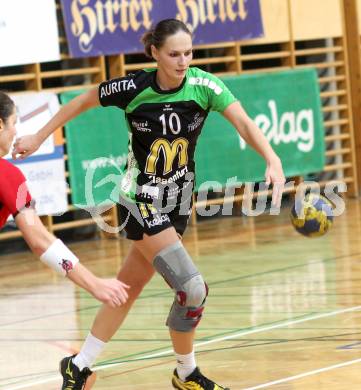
[118,196,193,241]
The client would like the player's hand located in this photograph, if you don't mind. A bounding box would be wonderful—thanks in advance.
[91,278,130,308]
[12,134,42,160]
[265,156,286,207]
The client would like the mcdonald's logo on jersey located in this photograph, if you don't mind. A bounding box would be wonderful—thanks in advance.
[145,138,189,175]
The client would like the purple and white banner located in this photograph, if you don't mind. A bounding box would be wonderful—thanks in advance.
[60,0,264,58]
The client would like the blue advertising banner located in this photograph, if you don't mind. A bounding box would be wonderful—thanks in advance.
[60,0,264,58]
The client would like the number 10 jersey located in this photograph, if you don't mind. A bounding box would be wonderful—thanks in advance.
[98,66,237,205]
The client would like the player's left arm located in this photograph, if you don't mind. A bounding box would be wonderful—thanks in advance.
[222,101,286,204]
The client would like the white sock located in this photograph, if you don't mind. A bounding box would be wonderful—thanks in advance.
[73,333,106,371]
[175,350,196,381]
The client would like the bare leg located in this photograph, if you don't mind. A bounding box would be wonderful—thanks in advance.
[62,228,200,390]
[169,329,195,354]
[60,243,155,389]
[91,243,155,341]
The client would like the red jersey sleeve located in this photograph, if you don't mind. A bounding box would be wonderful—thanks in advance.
[0,159,33,218]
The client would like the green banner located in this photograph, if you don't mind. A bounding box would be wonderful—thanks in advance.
[61,69,324,205]
[195,68,325,190]
[60,91,129,206]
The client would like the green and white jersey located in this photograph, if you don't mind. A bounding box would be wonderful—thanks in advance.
[98,66,237,205]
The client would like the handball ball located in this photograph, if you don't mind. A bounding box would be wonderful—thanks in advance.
[290,194,334,237]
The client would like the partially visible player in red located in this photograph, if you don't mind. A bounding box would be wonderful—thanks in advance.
[0,91,129,309]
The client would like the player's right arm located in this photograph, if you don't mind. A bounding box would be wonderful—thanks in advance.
[15,208,129,308]
[13,72,142,160]
[12,88,100,160]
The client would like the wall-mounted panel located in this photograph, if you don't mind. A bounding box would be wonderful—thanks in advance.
[291,0,343,40]
[243,0,290,44]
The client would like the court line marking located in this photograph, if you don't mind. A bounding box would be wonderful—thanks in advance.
[4,304,361,390]
[242,357,361,389]
[3,251,359,328]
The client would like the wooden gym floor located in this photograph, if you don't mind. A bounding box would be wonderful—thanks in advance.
[1,198,361,389]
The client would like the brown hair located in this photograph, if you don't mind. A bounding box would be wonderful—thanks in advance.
[141,19,192,59]
[0,91,15,123]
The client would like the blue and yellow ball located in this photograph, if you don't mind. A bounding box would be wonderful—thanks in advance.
[290,194,333,237]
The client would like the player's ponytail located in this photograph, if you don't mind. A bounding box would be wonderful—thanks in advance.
[0,91,15,123]
[141,29,155,58]
[141,19,192,59]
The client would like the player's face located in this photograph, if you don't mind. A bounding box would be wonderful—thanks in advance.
[153,31,193,84]
[0,108,17,157]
